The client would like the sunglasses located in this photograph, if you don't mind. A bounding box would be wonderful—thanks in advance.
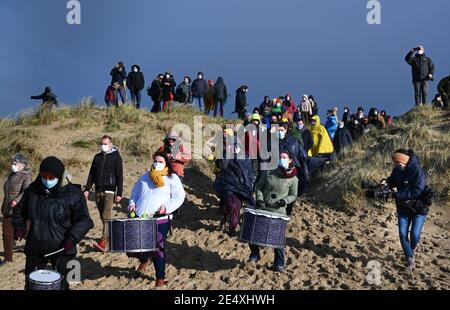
[40,172,57,180]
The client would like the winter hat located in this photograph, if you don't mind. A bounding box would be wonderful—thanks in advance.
[293,113,303,123]
[392,152,410,165]
[39,156,65,179]
[251,114,261,122]
[208,80,214,86]
[223,128,234,137]
[12,153,28,166]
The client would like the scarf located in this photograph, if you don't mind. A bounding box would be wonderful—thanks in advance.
[280,166,298,178]
[149,166,169,187]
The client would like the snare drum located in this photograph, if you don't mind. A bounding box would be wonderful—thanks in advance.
[239,208,290,248]
[28,270,62,290]
[108,218,158,253]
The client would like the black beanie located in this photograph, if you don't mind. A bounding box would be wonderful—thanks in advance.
[40,156,65,179]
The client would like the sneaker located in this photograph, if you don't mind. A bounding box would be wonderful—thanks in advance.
[248,256,260,263]
[407,257,415,273]
[93,239,107,252]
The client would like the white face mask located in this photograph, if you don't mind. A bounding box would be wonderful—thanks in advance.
[279,131,286,139]
[165,75,170,79]
[198,75,203,79]
[184,79,189,83]
[153,162,165,171]
[339,124,344,129]
[11,164,21,173]
[101,144,111,153]
[133,68,138,72]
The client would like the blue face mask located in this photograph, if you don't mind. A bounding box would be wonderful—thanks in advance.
[41,177,59,189]
[297,124,304,130]
[279,158,289,169]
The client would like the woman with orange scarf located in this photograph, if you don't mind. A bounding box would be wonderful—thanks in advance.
[127,152,186,287]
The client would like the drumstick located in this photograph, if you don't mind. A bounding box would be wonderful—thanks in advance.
[44,248,64,258]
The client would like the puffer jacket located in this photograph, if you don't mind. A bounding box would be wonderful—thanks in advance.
[309,115,334,156]
[2,168,32,216]
[13,173,94,256]
[255,168,298,216]
[325,115,338,140]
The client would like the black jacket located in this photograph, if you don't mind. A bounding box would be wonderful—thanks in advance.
[127,66,145,92]
[405,51,435,82]
[110,67,127,84]
[13,179,93,256]
[191,78,208,98]
[85,148,124,196]
[31,92,58,106]
[438,75,450,97]
[333,127,353,153]
[214,156,255,204]
[162,76,176,101]
[214,77,228,100]
[235,87,247,112]
[148,79,163,102]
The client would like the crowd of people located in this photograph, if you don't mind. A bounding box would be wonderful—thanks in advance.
[7,45,445,289]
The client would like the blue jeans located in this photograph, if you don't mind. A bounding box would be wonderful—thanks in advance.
[398,210,426,258]
[130,90,141,108]
[214,99,225,117]
[249,244,284,268]
[114,86,127,104]
[193,96,204,112]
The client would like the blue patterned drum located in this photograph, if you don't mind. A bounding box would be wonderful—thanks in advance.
[239,208,290,248]
[28,270,62,290]
[108,218,158,253]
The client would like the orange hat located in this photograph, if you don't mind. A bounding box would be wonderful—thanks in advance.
[392,152,410,165]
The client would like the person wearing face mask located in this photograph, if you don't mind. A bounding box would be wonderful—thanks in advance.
[84,135,123,252]
[290,113,313,154]
[191,72,208,112]
[405,46,435,106]
[110,62,128,105]
[342,107,351,127]
[368,108,386,129]
[213,77,228,118]
[234,85,249,120]
[325,109,338,140]
[176,76,192,105]
[1,154,32,266]
[162,72,177,113]
[126,65,145,109]
[157,133,191,180]
[299,95,313,125]
[13,156,93,289]
[333,120,353,154]
[437,75,450,110]
[148,74,164,113]
[386,149,429,272]
[214,132,255,237]
[127,152,185,287]
[282,94,298,116]
[250,150,298,272]
[308,115,334,174]
[353,107,368,128]
[244,114,264,183]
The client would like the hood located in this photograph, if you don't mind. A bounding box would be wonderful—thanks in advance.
[216,77,224,85]
[405,151,421,171]
[131,65,141,72]
[310,115,321,130]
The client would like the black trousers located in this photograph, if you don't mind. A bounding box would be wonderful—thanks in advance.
[413,81,429,106]
[25,254,75,290]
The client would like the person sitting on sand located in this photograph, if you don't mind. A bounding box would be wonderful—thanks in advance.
[127,152,185,287]
[386,149,430,273]
[250,150,298,273]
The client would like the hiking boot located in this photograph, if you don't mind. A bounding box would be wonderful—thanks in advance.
[407,257,415,273]
[93,239,107,252]
[155,279,167,287]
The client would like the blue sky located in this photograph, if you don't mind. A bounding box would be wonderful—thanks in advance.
[0,0,449,118]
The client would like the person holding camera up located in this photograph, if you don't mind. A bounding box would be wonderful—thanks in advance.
[386,149,430,272]
[157,133,191,181]
[405,46,435,106]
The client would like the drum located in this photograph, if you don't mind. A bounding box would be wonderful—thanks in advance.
[108,218,158,253]
[239,208,290,248]
[28,270,62,290]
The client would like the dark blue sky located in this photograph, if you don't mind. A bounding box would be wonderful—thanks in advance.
[1,0,449,118]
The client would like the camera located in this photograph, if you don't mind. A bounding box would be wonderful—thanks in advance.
[361,179,393,203]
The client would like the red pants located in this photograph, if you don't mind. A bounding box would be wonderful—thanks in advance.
[162,100,173,113]
[220,192,242,232]
[2,217,14,262]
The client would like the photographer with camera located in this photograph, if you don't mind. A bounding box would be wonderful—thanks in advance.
[386,149,431,272]
[157,133,191,181]
[405,46,435,106]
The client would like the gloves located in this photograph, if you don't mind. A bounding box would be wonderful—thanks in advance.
[276,199,286,208]
[256,200,265,209]
[14,228,27,241]
[63,240,76,255]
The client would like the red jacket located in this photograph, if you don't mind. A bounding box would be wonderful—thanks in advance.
[245,130,260,158]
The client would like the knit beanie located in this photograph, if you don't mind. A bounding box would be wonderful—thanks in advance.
[40,156,65,179]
